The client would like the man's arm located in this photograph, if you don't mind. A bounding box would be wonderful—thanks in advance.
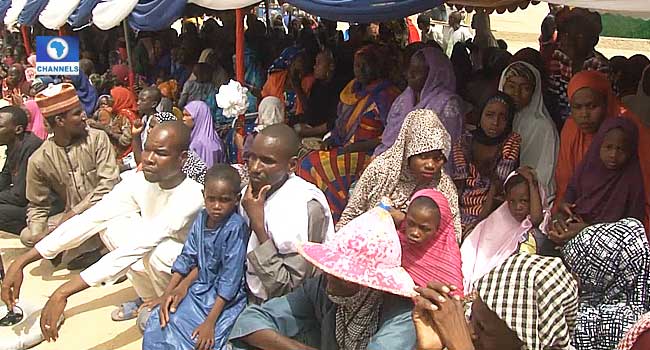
[70,131,119,215]
[25,156,53,240]
[0,139,40,206]
[247,201,326,299]
[40,275,90,342]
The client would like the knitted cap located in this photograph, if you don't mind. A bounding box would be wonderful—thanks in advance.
[35,83,81,118]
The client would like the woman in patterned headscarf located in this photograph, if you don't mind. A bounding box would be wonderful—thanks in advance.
[563,218,650,350]
[413,253,578,350]
[338,109,461,241]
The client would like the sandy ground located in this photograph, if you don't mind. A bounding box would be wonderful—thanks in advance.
[1,4,649,350]
[0,232,142,350]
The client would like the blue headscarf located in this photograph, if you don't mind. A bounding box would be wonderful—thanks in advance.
[267,46,305,74]
[68,70,98,116]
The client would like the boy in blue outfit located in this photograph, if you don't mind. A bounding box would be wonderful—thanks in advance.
[143,164,249,350]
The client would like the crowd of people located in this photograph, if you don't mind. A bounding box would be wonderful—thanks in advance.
[0,3,649,350]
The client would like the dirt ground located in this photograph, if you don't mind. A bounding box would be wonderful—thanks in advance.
[1,4,649,350]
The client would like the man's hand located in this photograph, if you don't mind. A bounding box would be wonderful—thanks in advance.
[192,321,216,350]
[159,285,189,328]
[0,262,24,309]
[40,292,67,342]
[131,118,145,136]
[139,296,165,313]
[242,184,270,223]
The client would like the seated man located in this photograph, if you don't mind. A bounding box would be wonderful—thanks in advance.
[0,106,43,234]
[1,122,204,341]
[21,83,120,267]
[242,124,334,302]
[230,205,416,350]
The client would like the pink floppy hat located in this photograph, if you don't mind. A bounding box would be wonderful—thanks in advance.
[298,205,417,298]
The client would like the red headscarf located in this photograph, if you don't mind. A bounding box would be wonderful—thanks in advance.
[555,70,623,207]
[398,189,464,297]
[110,86,137,122]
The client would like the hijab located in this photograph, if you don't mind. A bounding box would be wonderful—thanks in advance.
[555,70,619,206]
[472,91,516,146]
[255,96,285,132]
[375,47,460,156]
[623,65,650,126]
[68,70,98,116]
[110,86,138,122]
[268,46,304,74]
[24,100,47,140]
[185,101,224,168]
[499,61,559,200]
[399,189,463,295]
[565,117,645,224]
[476,253,578,350]
[461,171,550,292]
[339,109,461,240]
[111,64,130,86]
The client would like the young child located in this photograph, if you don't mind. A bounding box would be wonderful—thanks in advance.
[142,164,249,350]
[397,189,464,297]
[88,95,132,162]
[461,166,549,292]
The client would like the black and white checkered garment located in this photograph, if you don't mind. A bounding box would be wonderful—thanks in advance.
[562,218,650,350]
[475,253,579,350]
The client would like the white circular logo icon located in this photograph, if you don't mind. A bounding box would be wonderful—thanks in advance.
[46,38,69,60]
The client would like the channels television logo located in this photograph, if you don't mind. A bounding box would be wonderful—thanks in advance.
[35,36,79,76]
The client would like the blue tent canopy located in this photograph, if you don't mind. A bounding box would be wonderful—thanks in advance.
[18,0,49,25]
[284,0,445,23]
[68,0,100,28]
[129,0,187,31]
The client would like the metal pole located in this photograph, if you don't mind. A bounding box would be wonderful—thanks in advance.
[20,26,32,56]
[264,0,272,31]
[122,20,134,91]
[235,8,244,83]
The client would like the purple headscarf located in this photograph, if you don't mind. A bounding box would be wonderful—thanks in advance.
[374,47,461,156]
[185,101,224,168]
[565,118,646,224]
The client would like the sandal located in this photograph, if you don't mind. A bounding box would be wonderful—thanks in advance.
[111,298,143,322]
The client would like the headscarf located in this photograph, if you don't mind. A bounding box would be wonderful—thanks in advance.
[268,46,304,74]
[23,100,48,140]
[339,109,461,240]
[185,101,224,168]
[111,64,130,86]
[475,253,579,350]
[555,70,619,206]
[499,61,559,200]
[110,86,138,122]
[565,117,645,224]
[375,47,460,156]
[255,96,285,132]
[472,91,516,146]
[158,80,178,101]
[461,171,551,292]
[399,189,463,295]
[562,218,650,349]
[622,65,650,126]
[154,111,177,123]
[68,70,98,116]
[329,288,382,350]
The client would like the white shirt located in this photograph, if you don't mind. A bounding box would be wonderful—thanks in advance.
[239,174,334,300]
[445,26,474,57]
[35,171,204,287]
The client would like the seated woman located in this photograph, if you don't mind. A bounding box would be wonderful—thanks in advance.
[260,46,315,123]
[338,109,461,240]
[374,47,464,158]
[452,92,521,236]
[413,253,578,350]
[182,101,225,168]
[178,63,217,110]
[550,118,646,244]
[499,61,559,202]
[298,45,400,223]
[2,64,31,105]
[398,189,464,295]
[562,218,650,350]
[461,166,549,291]
[88,102,133,164]
[555,70,623,209]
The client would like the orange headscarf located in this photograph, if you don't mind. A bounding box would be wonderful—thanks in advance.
[110,86,138,122]
[555,71,624,208]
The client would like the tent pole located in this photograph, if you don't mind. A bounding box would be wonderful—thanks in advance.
[122,20,134,91]
[235,8,244,83]
[20,25,32,56]
[264,0,271,30]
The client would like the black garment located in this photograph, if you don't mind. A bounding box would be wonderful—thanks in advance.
[301,77,347,129]
[0,132,43,233]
